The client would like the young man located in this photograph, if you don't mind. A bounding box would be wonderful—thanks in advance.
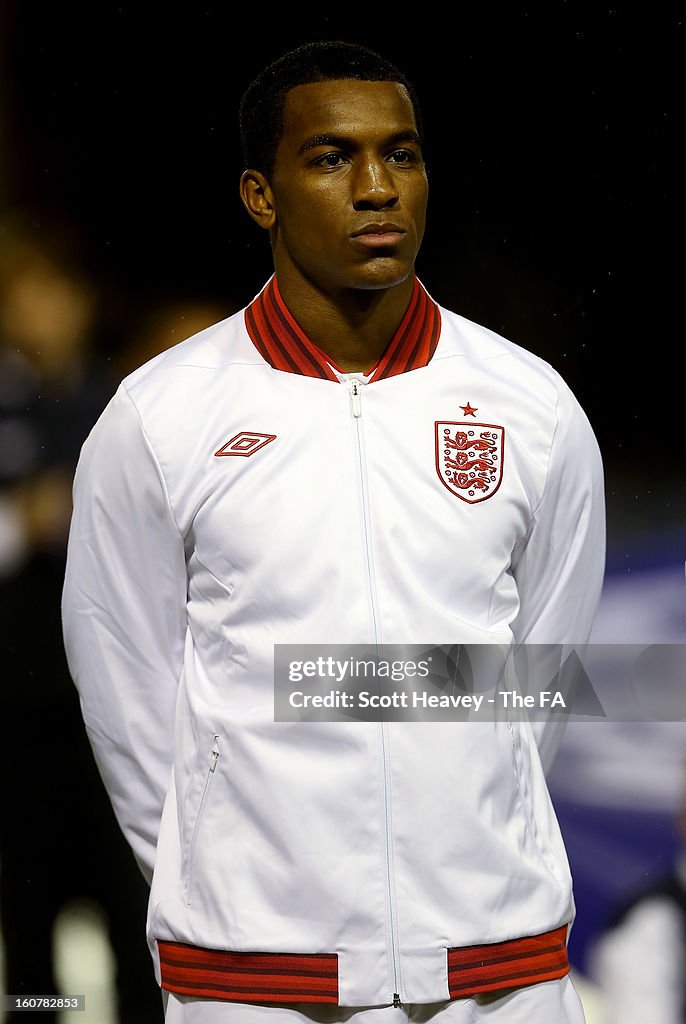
[62,42,605,1024]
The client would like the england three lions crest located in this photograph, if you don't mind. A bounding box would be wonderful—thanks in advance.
[435,422,505,503]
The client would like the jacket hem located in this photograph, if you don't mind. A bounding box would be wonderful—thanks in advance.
[447,924,569,997]
[158,942,339,1003]
[157,924,570,1006]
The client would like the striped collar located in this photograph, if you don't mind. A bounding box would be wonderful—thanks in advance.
[244,275,441,382]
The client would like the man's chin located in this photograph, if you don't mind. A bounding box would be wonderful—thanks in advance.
[344,258,415,292]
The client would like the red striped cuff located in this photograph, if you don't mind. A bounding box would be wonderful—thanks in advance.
[158,943,339,1004]
[447,924,570,998]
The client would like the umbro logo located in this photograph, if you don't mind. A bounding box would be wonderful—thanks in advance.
[214,431,277,457]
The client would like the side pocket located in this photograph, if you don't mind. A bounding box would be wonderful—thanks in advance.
[185,734,220,906]
[507,720,565,890]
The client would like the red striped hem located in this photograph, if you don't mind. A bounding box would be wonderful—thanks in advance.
[159,926,567,1005]
[158,942,339,1005]
[244,276,440,381]
[447,925,569,998]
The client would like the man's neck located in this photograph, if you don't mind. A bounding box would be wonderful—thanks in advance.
[273,269,416,373]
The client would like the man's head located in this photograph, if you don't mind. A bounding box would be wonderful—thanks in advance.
[239,41,428,295]
[239,41,423,181]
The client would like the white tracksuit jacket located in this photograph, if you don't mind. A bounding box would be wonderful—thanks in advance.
[61,277,605,1008]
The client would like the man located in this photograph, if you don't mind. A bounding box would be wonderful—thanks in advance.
[62,41,605,1024]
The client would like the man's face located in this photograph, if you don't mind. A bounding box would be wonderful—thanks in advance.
[267,79,428,293]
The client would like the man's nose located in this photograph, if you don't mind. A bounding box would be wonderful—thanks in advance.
[352,157,399,210]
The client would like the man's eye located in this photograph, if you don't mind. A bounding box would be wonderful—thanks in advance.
[388,150,416,164]
[314,153,348,168]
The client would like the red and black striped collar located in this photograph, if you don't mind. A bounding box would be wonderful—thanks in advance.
[244,275,441,382]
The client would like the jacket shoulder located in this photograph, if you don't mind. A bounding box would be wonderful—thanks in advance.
[116,305,267,429]
[122,305,262,394]
[436,304,563,383]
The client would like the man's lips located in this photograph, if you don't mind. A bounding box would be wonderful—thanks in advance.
[350,224,406,248]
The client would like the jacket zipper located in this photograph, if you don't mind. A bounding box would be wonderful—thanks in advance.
[185,734,220,905]
[347,378,403,1009]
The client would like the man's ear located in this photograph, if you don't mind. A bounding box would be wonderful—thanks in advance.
[239,170,277,231]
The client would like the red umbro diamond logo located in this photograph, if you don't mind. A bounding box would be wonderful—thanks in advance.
[214,432,277,457]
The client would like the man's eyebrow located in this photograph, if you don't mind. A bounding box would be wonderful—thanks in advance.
[385,130,423,148]
[297,134,347,156]
[297,130,423,157]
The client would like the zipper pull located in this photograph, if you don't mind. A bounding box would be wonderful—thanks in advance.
[209,735,220,772]
[392,993,402,1008]
[348,378,362,418]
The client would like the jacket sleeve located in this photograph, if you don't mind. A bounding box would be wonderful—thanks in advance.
[61,383,187,884]
[510,377,606,771]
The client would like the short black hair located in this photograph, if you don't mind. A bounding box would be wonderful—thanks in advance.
[239,41,423,179]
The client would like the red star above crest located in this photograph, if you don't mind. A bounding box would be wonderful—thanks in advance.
[460,402,478,417]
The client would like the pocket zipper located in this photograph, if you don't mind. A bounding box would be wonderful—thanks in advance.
[185,734,220,905]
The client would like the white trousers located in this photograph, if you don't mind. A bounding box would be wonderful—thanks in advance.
[163,976,586,1024]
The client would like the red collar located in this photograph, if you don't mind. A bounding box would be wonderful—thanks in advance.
[244,275,441,382]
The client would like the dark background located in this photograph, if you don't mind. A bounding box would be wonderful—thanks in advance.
[0,3,684,1009]
[1,3,684,561]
